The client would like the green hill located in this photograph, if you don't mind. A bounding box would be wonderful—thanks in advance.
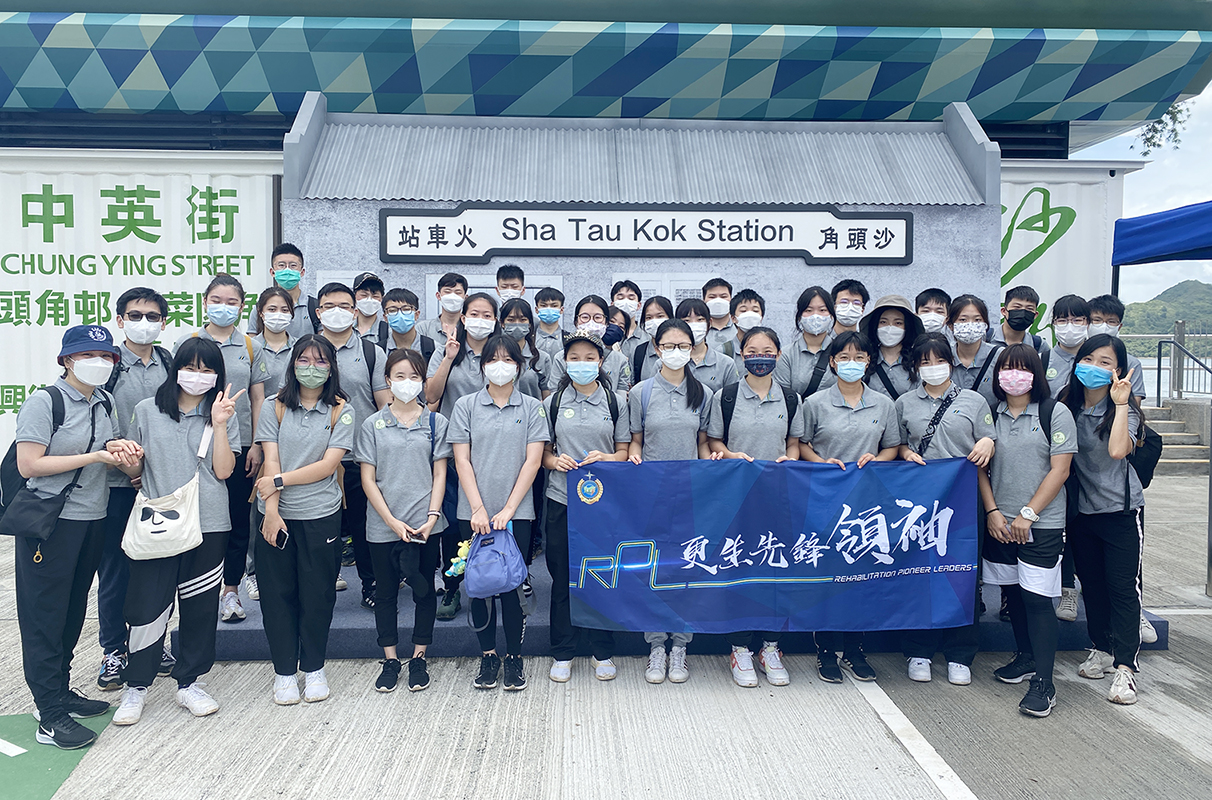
[1123,279,1212,358]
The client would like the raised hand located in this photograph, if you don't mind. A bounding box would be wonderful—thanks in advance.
[1110,367,1135,406]
[211,384,246,427]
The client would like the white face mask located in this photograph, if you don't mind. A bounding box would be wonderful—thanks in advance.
[498,289,523,302]
[705,298,731,319]
[356,298,382,317]
[687,321,708,345]
[918,312,946,333]
[614,298,639,318]
[877,326,905,347]
[320,307,355,332]
[735,311,762,331]
[918,363,951,386]
[70,356,114,387]
[799,313,832,336]
[580,321,607,338]
[1055,322,1088,348]
[439,293,465,314]
[484,361,518,386]
[835,304,864,327]
[464,318,496,341]
[644,318,667,337]
[1088,322,1120,338]
[952,321,987,344]
[660,348,692,370]
[124,318,162,345]
[262,311,293,333]
[389,378,423,404]
[177,370,218,396]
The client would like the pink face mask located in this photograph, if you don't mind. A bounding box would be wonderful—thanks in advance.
[998,368,1034,397]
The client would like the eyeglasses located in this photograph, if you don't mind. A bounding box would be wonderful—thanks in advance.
[576,313,607,324]
[657,343,692,353]
[123,312,163,323]
[384,305,416,314]
[320,303,354,312]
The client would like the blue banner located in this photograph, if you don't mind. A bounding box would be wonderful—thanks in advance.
[567,458,978,633]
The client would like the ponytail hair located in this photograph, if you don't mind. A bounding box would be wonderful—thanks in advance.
[654,318,705,412]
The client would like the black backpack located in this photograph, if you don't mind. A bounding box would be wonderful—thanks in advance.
[104,346,172,393]
[720,382,799,443]
[376,322,436,365]
[548,384,620,449]
[1127,420,1163,491]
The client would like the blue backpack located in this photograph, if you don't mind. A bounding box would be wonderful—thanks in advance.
[464,521,528,599]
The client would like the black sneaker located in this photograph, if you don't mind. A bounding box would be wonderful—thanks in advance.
[408,657,431,691]
[474,653,501,689]
[375,659,401,692]
[436,588,461,621]
[999,589,1011,622]
[341,539,356,567]
[503,655,527,691]
[159,645,176,677]
[35,709,97,750]
[1019,675,1056,717]
[97,651,125,691]
[59,689,111,719]
[841,650,877,682]
[994,652,1037,684]
[816,652,843,684]
[361,592,376,610]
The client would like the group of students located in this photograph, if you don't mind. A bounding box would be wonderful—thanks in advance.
[8,244,1151,750]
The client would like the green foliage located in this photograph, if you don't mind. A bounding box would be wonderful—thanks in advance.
[1123,279,1212,358]
[1133,101,1189,156]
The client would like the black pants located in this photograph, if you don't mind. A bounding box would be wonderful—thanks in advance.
[545,501,614,660]
[223,447,254,587]
[1060,537,1076,589]
[814,631,863,656]
[439,468,462,592]
[16,518,105,715]
[255,510,342,675]
[124,530,228,688]
[369,536,441,648]
[1070,508,1143,671]
[340,465,374,595]
[465,519,529,656]
[97,486,136,654]
[1003,584,1059,683]
[902,509,983,666]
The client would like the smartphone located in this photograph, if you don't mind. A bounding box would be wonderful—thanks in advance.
[275,528,289,549]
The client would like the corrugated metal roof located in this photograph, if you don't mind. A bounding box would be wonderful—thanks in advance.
[299,119,984,206]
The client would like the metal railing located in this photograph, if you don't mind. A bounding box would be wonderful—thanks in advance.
[1123,320,1212,401]
[1154,338,1212,407]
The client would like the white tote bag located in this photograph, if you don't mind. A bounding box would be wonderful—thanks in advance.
[122,425,212,561]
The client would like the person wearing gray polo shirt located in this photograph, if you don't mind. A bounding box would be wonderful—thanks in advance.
[253,287,299,400]
[415,272,468,351]
[610,279,647,360]
[861,295,923,401]
[801,332,901,687]
[247,243,318,340]
[703,277,738,354]
[548,295,634,394]
[775,286,838,401]
[448,334,550,692]
[978,344,1077,718]
[382,288,439,366]
[947,294,1001,409]
[895,333,996,687]
[628,319,714,686]
[253,334,355,706]
[1063,334,1146,706]
[534,287,567,359]
[502,299,555,401]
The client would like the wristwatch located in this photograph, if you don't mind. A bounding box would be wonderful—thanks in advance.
[273,474,285,491]
[1019,506,1040,523]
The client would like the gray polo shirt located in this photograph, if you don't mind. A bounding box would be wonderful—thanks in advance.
[801,384,900,463]
[355,407,453,544]
[325,332,388,458]
[536,327,565,358]
[517,346,554,401]
[545,385,630,505]
[249,294,315,340]
[549,349,633,394]
[14,379,118,521]
[989,325,1051,357]
[108,342,170,488]
[951,340,1000,408]
[636,345,739,393]
[357,314,384,342]
[446,388,550,520]
[866,351,918,400]
[989,400,1078,529]
[707,379,804,461]
[628,374,713,462]
[619,325,649,360]
[254,396,354,520]
[176,328,269,446]
[384,330,426,355]
[1045,346,1078,397]
[252,334,296,399]
[1073,396,1144,514]
[415,316,456,349]
[131,399,241,533]
[706,321,738,353]
[427,344,488,418]
[895,385,997,460]
[773,336,837,398]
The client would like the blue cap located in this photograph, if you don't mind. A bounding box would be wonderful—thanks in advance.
[58,324,119,361]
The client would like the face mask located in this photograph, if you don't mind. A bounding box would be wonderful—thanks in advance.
[735,311,762,331]
[1054,322,1088,348]
[124,318,161,345]
[919,363,951,386]
[659,348,691,370]
[498,289,523,302]
[706,298,731,319]
[998,368,1034,397]
[565,361,601,385]
[1006,308,1036,332]
[69,356,114,387]
[952,321,987,344]
[320,307,355,332]
[602,323,625,347]
[177,370,218,396]
[687,321,708,345]
[387,311,416,334]
[580,321,607,338]
[743,355,776,377]
[464,318,496,341]
[1074,363,1113,389]
[536,308,561,325]
[504,323,529,341]
[614,298,639,318]
[877,326,905,347]
[262,311,293,333]
[919,312,946,333]
[273,268,301,290]
[439,293,465,314]
[389,378,423,404]
[356,298,382,317]
[206,303,240,328]
[835,304,864,327]
[643,318,667,337]
[484,361,518,386]
[1088,322,1120,338]
[836,361,868,383]
[294,365,330,389]
[799,314,832,336]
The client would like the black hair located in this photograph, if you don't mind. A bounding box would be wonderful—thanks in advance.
[829,330,876,376]
[496,264,525,285]
[730,288,766,316]
[451,293,499,369]
[947,294,989,326]
[653,319,705,412]
[317,282,355,305]
[116,286,167,317]
[278,334,348,410]
[204,273,245,303]
[535,287,565,306]
[641,296,674,322]
[863,304,918,374]
[383,287,419,310]
[255,286,294,328]
[155,336,226,422]
[610,280,643,304]
[479,333,526,375]
[1060,334,1141,440]
[909,332,956,380]
[992,343,1050,404]
[384,347,427,384]
[1088,294,1126,322]
[795,286,835,324]
[1004,285,1040,306]
[1051,294,1090,322]
[740,326,781,353]
[554,337,610,398]
[272,242,303,265]
[437,272,468,293]
[500,298,541,372]
[574,294,610,324]
[676,298,710,321]
[916,287,951,311]
[607,305,628,328]
[702,277,733,297]
[832,279,869,305]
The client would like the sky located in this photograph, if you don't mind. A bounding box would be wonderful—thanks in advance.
[1077,88,1212,304]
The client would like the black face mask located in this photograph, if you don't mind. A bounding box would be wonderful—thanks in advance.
[602,323,625,347]
[1006,308,1036,332]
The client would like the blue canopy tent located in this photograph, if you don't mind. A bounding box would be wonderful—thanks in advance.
[1111,199,1212,294]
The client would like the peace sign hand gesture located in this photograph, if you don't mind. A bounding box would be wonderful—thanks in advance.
[1109,367,1135,406]
[211,384,247,427]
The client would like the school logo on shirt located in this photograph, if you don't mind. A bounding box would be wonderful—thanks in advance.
[1046,368,1058,379]
[538,407,546,418]
[340,413,354,426]
[984,413,993,425]
[1053,431,1067,444]
[374,418,387,429]
[576,472,604,505]
[563,408,575,419]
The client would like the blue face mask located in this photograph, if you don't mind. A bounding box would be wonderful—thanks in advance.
[565,361,601,385]
[836,361,868,383]
[387,310,415,334]
[1075,363,1113,389]
[206,303,240,328]
[602,323,625,347]
[743,355,777,377]
[537,308,562,324]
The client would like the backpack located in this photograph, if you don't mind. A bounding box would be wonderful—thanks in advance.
[802,350,830,399]
[632,342,650,387]
[548,384,620,449]
[464,520,528,599]
[1127,419,1163,491]
[865,361,901,399]
[307,296,321,333]
[105,346,173,393]
[361,338,378,382]
[719,382,798,443]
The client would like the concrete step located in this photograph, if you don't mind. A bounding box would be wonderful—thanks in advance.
[1161,431,1203,445]
[1155,458,1210,476]
[1161,444,1210,459]
[1150,419,1188,434]
[1143,406,1172,420]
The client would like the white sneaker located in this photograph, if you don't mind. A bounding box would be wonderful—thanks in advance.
[303,668,330,702]
[730,646,759,688]
[1108,667,1138,704]
[220,591,245,622]
[335,574,348,591]
[244,574,260,601]
[757,643,791,686]
[273,674,300,705]
[1055,587,1079,622]
[1078,648,1115,679]
[1140,612,1158,644]
[591,657,616,681]
[176,682,219,717]
[645,647,667,684]
[549,660,572,683]
[947,662,972,685]
[668,646,689,683]
[112,686,147,726]
[907,657,932,682]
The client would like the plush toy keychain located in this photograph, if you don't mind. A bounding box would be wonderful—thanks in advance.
[444,539,472,577]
